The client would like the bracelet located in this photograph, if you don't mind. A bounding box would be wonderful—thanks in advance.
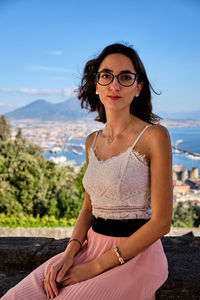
[113,246,125,265]
[68,238,83,250]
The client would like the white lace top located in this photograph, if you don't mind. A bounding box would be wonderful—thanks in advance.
[82,125,152,220]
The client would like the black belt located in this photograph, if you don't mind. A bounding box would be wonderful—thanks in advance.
[92,216,150,237]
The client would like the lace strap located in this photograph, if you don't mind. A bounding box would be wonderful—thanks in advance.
[92,131,99,149]
[131,124,152,150]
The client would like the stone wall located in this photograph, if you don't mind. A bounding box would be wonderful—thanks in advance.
[0,233,199,299]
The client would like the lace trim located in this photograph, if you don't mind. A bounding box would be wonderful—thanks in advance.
[131,150,148,166]
[92,209,151,220]
[93,206,148,211]
[90,147,148,166]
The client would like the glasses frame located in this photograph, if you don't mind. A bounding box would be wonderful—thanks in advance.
[95,71,139,87]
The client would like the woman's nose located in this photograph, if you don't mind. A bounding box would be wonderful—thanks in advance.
[109,76,120,90]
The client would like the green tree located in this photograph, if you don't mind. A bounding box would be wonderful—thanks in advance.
[73,163,86,202]
[0,115,11,141]
[0,115,87,221]
[15,128,23,139]
[192,203,200,227]
[172,202,194,227]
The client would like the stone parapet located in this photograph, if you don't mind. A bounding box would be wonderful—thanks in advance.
[0,233,199,299]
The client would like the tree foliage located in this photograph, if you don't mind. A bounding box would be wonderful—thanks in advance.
[0,116,85,220]
[172,202,200,227]
[0,115,11,141]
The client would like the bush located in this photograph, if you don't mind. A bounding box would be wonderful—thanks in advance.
[0,213,76,227]
[0,116,85,220]
[172,202,200,227]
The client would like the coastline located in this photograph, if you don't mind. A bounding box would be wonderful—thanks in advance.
[160,120,200,128]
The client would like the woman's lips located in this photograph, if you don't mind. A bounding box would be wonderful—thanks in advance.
[108,95,121,100]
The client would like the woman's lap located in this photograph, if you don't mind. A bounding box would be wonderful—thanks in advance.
[1,229,167,300]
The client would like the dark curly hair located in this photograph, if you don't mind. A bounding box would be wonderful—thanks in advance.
[77,43,160,124]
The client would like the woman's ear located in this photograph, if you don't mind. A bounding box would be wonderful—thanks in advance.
[136,81,143,96]
[96,84,99,95]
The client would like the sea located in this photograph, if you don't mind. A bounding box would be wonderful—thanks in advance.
[43,127,200,171]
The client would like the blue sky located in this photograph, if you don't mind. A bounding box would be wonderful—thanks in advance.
[0,0,199,116]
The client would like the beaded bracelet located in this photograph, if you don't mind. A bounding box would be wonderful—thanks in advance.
[113,246,125,265]
[68,238,83,250]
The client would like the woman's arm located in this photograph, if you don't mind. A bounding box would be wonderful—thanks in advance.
[61,125,173,284]
[63,133,95,257]
[62,191,93,257]
[44,133,94,298]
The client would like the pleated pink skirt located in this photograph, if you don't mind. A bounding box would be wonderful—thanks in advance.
[1,228,168,300]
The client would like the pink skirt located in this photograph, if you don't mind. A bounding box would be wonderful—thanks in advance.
[1,228,168,300]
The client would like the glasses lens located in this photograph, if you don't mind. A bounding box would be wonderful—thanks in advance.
[97,72,113,85]
[118,73,136,86]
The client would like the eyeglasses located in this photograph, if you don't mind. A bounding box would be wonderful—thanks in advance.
[95,71,139,87]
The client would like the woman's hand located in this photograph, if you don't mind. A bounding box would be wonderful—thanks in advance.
[60,261,100,287]
[43,253,74,298]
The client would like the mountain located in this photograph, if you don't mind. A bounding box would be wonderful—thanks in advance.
[5,98,200,121]
[6,98,95,121]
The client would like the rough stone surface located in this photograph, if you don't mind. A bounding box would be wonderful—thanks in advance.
[1,226,200,239]
[0,226,74,239]
[0,233,200,299]
[156,233,200,299]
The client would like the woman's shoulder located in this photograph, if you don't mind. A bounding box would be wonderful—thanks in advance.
[85,130,100,150]
[148,124,170,140]
[146,124,171,155]
[134,116,169,136]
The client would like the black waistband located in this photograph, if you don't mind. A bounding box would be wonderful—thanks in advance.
[92,216,150,237]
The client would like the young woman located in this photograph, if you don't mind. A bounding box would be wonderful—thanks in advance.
[2,43,173,300]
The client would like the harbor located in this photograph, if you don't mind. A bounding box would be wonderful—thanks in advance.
[172,139,200,160]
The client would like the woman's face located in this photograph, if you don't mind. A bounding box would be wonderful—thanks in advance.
[96,53,143,113]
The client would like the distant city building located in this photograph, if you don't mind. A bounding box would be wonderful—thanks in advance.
[189,167,199,179]
[173,183,190,196]
[173,165,200,205]
[173,165,188,182]
[185,179,200,190]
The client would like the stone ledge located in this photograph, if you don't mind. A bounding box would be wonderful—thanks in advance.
[0,233,200,299]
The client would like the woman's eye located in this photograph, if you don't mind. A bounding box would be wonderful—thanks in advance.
[102,73,111,79]
[120,75,132,81]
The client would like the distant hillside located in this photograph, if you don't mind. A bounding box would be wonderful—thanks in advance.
[6,98,95,121]
[5,98,200,121]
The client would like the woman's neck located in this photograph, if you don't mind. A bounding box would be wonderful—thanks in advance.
[104,110,134,137]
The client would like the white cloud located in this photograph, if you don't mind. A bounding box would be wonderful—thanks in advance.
[28,65,69,73]
[18,88,61,95]
[0,101,16,107]
[18,87,75,97]
[48,50,63,56]
[0,102,25,114]
[62,88,75,97]
[0,88,12,93]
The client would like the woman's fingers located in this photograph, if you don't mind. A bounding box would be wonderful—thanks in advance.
[43,265,59,298]
[60,277,75,287]
[44,270,55,299]
[49,265,59,297]
[43,256,74,298]
[45,281,55,299]
[56,263,71,282]
[43,278,49,298]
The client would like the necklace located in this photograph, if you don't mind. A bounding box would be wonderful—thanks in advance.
[101,118,132,144]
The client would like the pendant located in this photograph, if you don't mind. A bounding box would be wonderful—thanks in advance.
[107,137,113,144]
